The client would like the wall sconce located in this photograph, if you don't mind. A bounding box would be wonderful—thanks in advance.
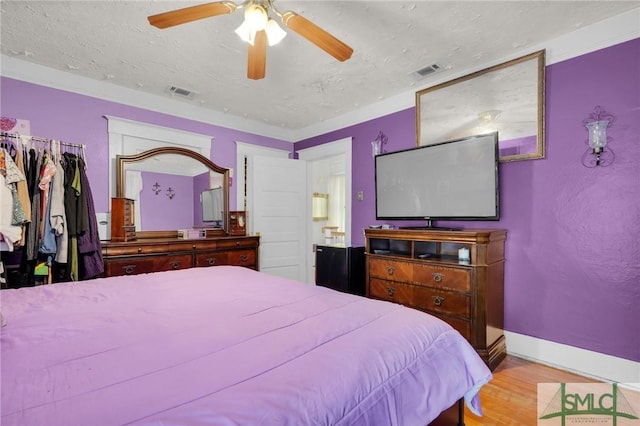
[371,131,388,157]
[582,106,615,167]
[152,182,161,195]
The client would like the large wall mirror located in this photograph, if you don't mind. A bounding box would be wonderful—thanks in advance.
[116,147,229,237]
[416,50,545,162]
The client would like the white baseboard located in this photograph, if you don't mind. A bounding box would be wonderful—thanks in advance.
[504,331,640,385]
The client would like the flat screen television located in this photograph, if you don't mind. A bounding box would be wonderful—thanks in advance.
[375,132,499,228]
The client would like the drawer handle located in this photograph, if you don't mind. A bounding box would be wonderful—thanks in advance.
[240,254,248,262]
[137,248,142,253]
[122,265,137,275]
[170,261,181,270]
[432,295,445,306]
[207,257,217,266]
[386,286,395,297]
[386,266,395,275]
[432,273,444,283]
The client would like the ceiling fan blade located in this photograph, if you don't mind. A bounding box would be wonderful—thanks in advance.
[148,1,237,29]
[247,30,267,80]
[281,11,353,62]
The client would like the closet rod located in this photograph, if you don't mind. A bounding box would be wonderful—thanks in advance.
[0,132,85,149]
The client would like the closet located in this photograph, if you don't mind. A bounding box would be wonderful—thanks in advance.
[0,132,103,288]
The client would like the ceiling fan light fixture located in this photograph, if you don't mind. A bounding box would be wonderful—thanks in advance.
[148,1,353,79]
[265,18,286,46]
[244,4,268,32]
[234,20,255,45]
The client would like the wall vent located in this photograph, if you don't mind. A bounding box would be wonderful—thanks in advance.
[413,63,441,79]
[166,85,196,99]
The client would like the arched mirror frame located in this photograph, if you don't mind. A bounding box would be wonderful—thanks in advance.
[116,147,229,238]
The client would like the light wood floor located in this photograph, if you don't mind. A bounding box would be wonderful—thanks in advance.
[462,355,599,425]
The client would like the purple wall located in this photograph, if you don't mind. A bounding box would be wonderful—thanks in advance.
[0,78,292,213]
[1,39,637,363]
[140,172,194,231]
[296,39,640,362]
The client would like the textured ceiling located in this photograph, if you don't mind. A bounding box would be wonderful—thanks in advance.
[1,1,639,133]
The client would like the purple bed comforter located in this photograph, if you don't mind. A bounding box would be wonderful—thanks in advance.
[1,266,491,425]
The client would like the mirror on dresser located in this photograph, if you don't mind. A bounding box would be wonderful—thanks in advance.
[115,147,230,238]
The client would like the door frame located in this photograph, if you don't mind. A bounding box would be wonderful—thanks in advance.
[297,137,353,284]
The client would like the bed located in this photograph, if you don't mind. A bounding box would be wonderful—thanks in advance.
[1,266,491,425]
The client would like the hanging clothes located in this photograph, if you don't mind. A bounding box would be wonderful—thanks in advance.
[77,156,104,279]
[51,157,68,263]
[25,148,43,261]
[0,149,28,225]
[1,132,101,286]
[38,152,57,254]
[62,152,89,281]
[0,172,23,251]
[18,148,41,286]
[14,140,32,224]
[40,181,57,255]
[19,147,37,247]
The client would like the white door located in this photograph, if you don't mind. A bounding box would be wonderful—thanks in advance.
[250,156,307,281]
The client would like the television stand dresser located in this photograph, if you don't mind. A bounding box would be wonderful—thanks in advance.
[101,234,259,277]
[364,228,506,370]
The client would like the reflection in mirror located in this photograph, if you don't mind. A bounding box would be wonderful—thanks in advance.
[416,50,545,162]
[116,147,229,236]
[312,193,329,221]
[202,187,224,225]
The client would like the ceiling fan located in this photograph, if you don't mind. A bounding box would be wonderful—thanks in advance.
[148,0,353,80]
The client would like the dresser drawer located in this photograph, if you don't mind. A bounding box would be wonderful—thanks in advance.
[195,251,229,267]
[430,313,471,341]
[105,243,171,256]
[105,254,192,276]
[369,278,414,305]
[105,258,156,276]
[413,286,470,319]
[370,278,470,319]
[413,264,471,292]
[169,241,200,252]
[370,279,472,341]
[154,254,193,272]
[413,287,471,319]
[369,258,413,282]
[218,238,259,250]
[192,239,220,251]
[228,249,256,267]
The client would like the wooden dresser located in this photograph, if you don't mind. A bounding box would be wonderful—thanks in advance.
[364,228,506,370]
[102,236,259,277]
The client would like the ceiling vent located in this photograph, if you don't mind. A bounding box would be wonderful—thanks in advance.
[166,85,196,99]
[412,63,441,79]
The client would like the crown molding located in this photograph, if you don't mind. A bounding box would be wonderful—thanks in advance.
[291,7,639,141]
[0,55,296,142]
